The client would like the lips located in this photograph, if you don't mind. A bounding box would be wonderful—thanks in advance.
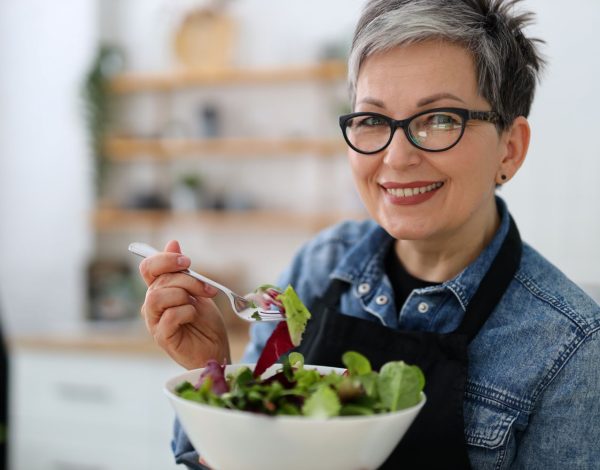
[380,181,445,204]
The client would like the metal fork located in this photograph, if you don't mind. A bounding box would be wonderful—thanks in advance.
[128,242,284,322]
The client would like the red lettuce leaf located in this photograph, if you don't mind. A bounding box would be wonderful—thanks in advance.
[253,321,294,378]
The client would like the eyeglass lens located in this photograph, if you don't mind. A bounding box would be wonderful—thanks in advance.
[344,110,464,153]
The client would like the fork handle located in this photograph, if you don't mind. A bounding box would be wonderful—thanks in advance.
[181,268,230,295]
[128,242,230,294]
[128,242,160,259]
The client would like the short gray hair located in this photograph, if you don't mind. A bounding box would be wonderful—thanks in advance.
[348,0,545,129]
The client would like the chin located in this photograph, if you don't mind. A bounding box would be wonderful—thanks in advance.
[377,215,432,241]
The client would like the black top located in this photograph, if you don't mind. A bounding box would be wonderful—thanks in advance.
[385,243,439,312]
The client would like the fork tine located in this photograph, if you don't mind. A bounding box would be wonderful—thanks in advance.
[255,315,284,322]
[259,314,283,319]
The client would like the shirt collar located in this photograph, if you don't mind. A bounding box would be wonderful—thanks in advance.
[443,196,510,311]
[331,221,392,285]
[331,196,511,312]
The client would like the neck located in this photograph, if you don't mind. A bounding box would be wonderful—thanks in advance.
[394,200,501,283]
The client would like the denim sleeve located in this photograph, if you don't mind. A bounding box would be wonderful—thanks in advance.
[512,332,600,469]
[172,418,208,469]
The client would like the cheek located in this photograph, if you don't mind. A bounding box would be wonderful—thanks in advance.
[447,137,502,186]
[462,129,504,173]
[348,153,379,184]
[447,157,501,214]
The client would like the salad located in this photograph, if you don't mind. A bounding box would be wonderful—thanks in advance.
[175,285,425,418]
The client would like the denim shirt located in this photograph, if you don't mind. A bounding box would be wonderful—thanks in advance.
[174,197,600,469]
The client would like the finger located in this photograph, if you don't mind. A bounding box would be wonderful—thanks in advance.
[162,240,217,296]
[154,304,199,348]
[144,285,194,318]
[139,251,191,286]
[150,272,219,298]
[142,287,196,334]
[161,240,219,295]
[164,239,182,254]
[140,303,155,334]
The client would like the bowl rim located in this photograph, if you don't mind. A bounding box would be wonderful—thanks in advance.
[165,363,427,422]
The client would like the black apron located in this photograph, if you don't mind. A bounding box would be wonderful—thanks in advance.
[294,216,522,470]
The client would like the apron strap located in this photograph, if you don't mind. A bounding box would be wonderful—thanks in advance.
[454,215,522,342]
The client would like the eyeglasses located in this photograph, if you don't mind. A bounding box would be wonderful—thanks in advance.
[339,107,500,154]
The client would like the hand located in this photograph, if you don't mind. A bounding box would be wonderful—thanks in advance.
[139,240,231,369]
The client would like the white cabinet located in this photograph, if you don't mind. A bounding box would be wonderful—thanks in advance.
[9,347,184,470]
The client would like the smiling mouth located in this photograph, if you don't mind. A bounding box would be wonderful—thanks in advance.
[384,182,444,198]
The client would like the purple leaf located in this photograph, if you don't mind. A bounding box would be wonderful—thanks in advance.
[196,359,229,395]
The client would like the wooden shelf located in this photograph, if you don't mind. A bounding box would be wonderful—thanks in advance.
[93,207,365,232]
[104,136,346,160]
[9,328,250,361]
[109,60,347,93]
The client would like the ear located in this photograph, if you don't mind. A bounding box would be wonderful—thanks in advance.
[495,116,530,185]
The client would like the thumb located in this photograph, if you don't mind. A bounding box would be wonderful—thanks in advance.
[164,239,182,254]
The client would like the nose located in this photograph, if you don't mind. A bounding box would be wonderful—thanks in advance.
[381,127,423,169]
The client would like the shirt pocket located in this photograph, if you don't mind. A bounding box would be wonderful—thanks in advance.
[464,393,519,450]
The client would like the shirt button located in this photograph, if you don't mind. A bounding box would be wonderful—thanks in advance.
[418,302,429,313]
[375,295,389,305]
[357,283,371,295]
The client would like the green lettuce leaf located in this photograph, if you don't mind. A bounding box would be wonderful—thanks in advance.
[342,351,372,375]
[278,285,311,347]
[377,361,425,411]
[288,352,304,368]
[302,384,341,418]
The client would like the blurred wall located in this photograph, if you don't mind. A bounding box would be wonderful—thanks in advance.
[99,0,363,70]
[0,0,97,333]
[0,0,598,335]
[503,0,600,286]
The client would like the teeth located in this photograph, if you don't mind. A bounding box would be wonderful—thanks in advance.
[386,182,443,198]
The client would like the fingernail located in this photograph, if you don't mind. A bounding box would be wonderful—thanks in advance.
[177,255,190,266]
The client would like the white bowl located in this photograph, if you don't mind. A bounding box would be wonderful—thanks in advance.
[165,363,426,470]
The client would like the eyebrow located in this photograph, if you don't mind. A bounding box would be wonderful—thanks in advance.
[416,93,466,107]
[356,93,466,110]
[356,97,386,108]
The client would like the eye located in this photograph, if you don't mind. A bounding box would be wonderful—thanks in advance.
[352,115,388,128]
[424,113,462,130]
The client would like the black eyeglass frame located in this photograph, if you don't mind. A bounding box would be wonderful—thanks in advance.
[339,107,500,154]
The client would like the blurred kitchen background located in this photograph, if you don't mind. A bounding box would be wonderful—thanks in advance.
[0,0,598,468]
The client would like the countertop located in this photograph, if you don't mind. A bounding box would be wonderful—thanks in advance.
[8,321,251,362]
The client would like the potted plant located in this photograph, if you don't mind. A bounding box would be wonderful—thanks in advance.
[82,44,124,195]
[171,173,205,212]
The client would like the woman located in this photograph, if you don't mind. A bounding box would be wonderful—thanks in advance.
[139,0,600,468]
